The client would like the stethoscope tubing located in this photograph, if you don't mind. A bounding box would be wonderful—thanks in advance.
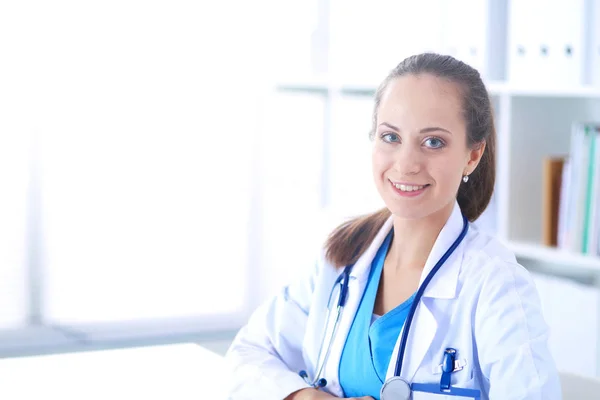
[394,214,469,376]
[308,265,351,387]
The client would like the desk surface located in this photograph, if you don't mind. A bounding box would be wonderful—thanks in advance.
[0,343,227,399]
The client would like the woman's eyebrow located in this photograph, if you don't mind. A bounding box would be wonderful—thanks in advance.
[379,122,452,135]
[420,126,452,135]
[379,122,399,131]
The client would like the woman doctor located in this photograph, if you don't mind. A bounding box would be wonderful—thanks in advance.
[225,53,562,399]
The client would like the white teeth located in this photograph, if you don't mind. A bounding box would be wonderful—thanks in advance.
[393,182,426,192]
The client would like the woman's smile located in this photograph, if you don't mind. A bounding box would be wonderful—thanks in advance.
[388,179,430,197]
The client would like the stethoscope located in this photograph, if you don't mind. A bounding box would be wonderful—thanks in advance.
[299,261,352,389]
[300,214,469,400]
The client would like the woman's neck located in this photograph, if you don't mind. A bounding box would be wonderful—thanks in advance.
[387,202,454,273]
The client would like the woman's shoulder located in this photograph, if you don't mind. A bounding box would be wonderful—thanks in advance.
[463,223,516,262]
[460,223,532,285]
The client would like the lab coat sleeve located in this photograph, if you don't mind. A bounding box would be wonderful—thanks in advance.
[224,255,323,400]
[474,258,562,400]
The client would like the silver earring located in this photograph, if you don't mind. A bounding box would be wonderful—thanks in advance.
[463,175,469,183]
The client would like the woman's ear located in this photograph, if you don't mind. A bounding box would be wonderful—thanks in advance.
[464,141,486,175]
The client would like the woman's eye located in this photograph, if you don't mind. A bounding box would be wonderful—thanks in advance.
[424,137,445,149]
[381,133,400,143]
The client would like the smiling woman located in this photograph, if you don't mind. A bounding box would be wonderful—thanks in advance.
[226,53,561,400]
[326,55,496,271]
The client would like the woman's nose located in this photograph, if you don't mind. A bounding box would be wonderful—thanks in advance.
[393,146,423,175]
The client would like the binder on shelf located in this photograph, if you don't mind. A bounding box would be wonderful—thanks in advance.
[557,123,600,256]
[582,126,597,254]
[508,0,586,86]
[557,158,571,249]
[508,0,541,84]
[542,157,565,247]
[586,126,600,255]
[545,0,586,86]
[565,123,588,252]
[590,0,600,86]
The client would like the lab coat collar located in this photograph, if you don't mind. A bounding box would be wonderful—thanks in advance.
[351,201,466,299]
[347,214,395,283]
[419,200,466,300]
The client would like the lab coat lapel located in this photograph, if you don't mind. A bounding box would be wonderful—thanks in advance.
[323,215,394,396]
[387,299,438,383]
[385,201,466,383]
[418,201,466,300]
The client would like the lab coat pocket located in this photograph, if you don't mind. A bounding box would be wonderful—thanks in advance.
[412,389,478,400]
[412,376,479,400]
[411,361,478,399]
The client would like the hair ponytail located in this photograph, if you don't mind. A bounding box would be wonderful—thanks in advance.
[324,208,391,268]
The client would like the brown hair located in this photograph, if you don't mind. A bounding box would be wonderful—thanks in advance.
[325,53,497,268]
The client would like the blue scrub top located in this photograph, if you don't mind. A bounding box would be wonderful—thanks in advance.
[339,231,416,399]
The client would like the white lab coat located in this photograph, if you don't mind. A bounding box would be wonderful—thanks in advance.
[225,202,562,399]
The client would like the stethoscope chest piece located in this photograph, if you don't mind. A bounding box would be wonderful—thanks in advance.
[380,376,411,400]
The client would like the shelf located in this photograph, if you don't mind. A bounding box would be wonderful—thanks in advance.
[275,80,600,99]
[508,241,600,280]
[274,77,329,94]
[503,84,600,98]
[275,81,499,96]
[274,81,376,96]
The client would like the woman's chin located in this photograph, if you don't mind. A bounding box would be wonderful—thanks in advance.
[386,204,430,221]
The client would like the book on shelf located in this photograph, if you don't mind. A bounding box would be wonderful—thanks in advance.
[552,123,600,255]
[542,157,565,247]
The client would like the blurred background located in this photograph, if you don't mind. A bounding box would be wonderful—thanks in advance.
[1,0,600,382]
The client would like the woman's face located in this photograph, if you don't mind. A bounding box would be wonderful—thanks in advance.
[372,73,484,221]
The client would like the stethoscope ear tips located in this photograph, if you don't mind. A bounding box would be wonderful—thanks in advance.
[299,370,328,389]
